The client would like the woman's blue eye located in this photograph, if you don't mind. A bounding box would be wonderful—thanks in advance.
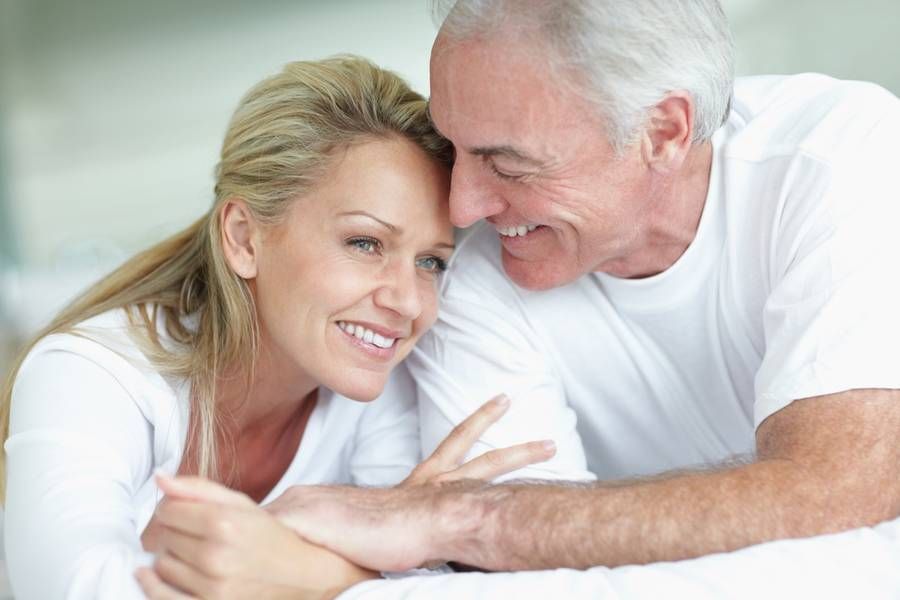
[348,237,381,254]
[417,256,448,273]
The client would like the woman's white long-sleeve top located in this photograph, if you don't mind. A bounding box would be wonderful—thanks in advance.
[4,309,420,599]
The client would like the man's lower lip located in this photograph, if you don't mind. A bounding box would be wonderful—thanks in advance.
[336,325,396,361]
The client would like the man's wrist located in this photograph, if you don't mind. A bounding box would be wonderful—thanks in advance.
[428,480,497,565]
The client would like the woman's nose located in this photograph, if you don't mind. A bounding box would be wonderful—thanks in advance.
[373,263,422,320]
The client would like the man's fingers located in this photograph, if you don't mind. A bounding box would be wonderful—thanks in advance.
[135,566,196,600]
[441,440,556,481]
[422,395,511,473]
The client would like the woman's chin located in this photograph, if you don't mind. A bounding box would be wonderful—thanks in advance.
[331,377,387,403]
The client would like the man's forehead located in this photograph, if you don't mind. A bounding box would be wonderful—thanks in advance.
[430,77,577,150]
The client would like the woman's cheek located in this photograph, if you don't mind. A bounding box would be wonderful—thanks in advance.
[417,285,441,333]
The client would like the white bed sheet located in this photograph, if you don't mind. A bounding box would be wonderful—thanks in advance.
[340,516,900,599]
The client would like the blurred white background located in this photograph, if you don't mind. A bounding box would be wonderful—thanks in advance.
[2,0,900,369]
[0,0,899,593]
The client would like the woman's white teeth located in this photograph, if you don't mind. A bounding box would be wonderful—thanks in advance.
[498,224,539,237]
[338,322,396,349]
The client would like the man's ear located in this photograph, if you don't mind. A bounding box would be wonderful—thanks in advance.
[220,198,260,279]
[641,90,695,173]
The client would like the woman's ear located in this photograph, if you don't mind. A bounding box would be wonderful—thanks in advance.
[220,199,260,279]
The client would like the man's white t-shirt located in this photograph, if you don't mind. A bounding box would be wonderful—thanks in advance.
[346,73,900,599]
[4,308,420,599]
[410,73,900,483]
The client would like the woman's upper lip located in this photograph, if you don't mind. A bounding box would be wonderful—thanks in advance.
[339,319,407,339]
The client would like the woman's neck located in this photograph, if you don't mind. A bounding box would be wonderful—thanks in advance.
[211,341,319,501]
[220,337,318,432]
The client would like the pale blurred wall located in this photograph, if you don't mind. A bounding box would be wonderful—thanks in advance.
[728,0,900,91]
[1,0,899,361]
[0,0,437,271]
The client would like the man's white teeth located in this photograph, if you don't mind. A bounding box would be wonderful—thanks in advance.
[498,224,539,237]
[337,322,396,349]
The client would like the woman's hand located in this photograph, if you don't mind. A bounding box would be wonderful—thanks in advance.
[136,475,376,600]
[401,394,556,487]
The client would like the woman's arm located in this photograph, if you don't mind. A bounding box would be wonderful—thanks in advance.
[5,346,161,599]
[138,475,374,600]
[142,397,557,599]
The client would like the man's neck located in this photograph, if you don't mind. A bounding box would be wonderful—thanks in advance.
[602,141,714,279]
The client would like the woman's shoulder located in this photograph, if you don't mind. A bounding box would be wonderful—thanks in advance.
[28,308,143,375]
[18,306,185,422]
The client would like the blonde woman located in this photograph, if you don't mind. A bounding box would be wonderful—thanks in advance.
[1,57,554,599]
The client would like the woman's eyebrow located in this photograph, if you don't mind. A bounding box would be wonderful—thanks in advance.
[337,210,400,234]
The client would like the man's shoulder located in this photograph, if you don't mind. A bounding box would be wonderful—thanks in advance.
[726,74,900,162]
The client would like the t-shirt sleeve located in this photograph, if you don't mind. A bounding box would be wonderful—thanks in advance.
[408,283,594,482]
[349,364,421,487]
[5,347,155,599]
[754,109,900,426]
[335,517,900,599]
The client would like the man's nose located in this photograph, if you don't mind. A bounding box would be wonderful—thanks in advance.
[449,158,508,228]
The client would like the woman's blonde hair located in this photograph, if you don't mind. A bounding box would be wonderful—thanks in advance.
[0,55,452,501]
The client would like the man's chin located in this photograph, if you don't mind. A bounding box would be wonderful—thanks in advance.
[501,250,579,291]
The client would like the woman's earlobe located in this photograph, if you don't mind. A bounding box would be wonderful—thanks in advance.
[220,199,259,279]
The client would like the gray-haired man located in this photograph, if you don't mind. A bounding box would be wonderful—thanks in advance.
[273,1,900,597]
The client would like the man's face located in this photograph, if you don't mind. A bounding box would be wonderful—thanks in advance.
[429,34,655,290]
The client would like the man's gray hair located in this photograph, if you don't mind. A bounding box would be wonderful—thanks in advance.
[432,0,735,152]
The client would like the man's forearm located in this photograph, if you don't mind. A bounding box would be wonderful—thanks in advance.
[270,391,899,575]
[437,459,889,571]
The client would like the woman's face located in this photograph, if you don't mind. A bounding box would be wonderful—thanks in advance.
[250,136,453,401]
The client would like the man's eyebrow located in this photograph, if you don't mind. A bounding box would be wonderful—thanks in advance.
[471,145,542,166]
[338,210,400,234]
[425,101,540,166]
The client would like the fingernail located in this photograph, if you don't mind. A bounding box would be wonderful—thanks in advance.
[541,440,557,454]
[494,394,510,409]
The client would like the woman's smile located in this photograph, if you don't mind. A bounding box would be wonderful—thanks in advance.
[335,320,402,362]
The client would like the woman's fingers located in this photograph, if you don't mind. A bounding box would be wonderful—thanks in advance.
[156,527,212,575]
[153,550,220,597]
[135,566,196,600]
[415,395,511,477]
[438,439,556,481]
[156,473,254,508]
[156,500,230,539]
[404,395,559,486]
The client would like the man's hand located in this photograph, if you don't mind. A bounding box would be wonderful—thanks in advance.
[265,395,556,572]
[267,482,476,573]
[136,475,376,600]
